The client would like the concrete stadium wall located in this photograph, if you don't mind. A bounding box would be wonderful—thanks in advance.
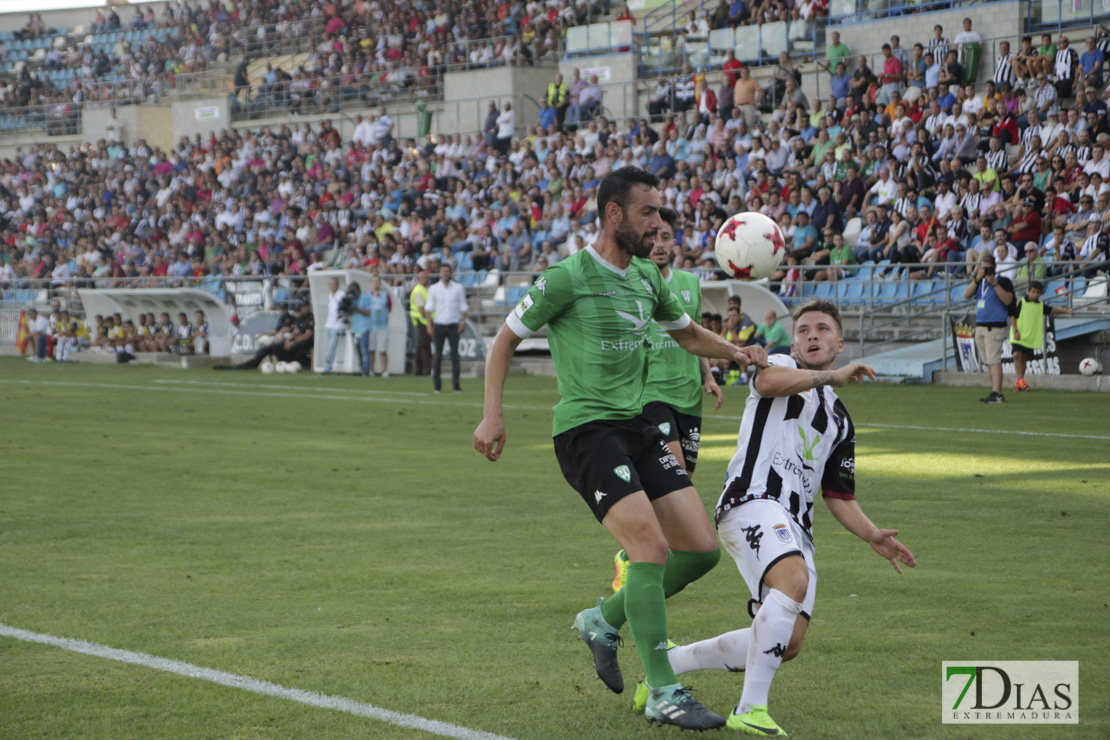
[443,65,553,138]
[169,97,231,142]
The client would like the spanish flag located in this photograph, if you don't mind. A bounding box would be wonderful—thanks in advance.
[15,309,28,355]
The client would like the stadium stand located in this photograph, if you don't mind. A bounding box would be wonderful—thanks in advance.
[1,0,1108,367]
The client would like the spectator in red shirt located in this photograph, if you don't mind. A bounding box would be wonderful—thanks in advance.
[1007,199,1042,249]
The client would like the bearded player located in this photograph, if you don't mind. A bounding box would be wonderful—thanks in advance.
[630,300,917,736]
[474,167,767,731]
[611,206,723,591]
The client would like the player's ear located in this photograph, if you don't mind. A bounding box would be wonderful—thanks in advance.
[605,200,623,227]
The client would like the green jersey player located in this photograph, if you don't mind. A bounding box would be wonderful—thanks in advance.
[612,206,722,591]
[474,168,767,731]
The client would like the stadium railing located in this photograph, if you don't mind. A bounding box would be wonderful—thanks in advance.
[1027,0,1110,32]
[828,0,975,25]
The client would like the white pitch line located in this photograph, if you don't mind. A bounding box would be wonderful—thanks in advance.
[153,378,431,396]
[0,623,516,740]
[0,378,551,412]
[4,377,1108,441]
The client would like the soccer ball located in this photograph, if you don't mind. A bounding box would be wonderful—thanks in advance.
[275,361,289,374]
[1078,358,1101,376]
[714,211,786,280]
[260,361,275,374]
[286,361,301,374]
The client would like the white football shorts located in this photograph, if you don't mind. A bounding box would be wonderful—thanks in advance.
[718,498,817,619]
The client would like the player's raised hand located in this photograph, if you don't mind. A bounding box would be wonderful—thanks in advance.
[473,416,506,462]
[868,529,917,574]
[832,362,876,387]
[737,344,768,369]
[703,376,723,410]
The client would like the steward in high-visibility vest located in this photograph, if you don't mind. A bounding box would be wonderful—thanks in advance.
[410,281,429,326]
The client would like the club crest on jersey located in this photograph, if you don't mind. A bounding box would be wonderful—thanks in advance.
[613,465,631,483]
[658,422,671,436]
[640,278,653,293]
[773,524,792,543]
[681,289,692,303]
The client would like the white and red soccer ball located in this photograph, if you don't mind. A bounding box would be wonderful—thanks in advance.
[714,212,786,280]
[1078,357,1101,376]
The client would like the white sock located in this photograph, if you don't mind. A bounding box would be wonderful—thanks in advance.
[738,588,802,715]
[669,628,750,675]
[125,343,134,354]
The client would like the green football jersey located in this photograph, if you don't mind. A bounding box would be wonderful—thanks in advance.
[641,269,703,416]
[507,246,692,436]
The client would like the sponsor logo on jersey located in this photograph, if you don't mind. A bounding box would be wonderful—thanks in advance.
[773,523,792,543]
[797,427,820,471]
[514,294,534,318]
[591,290,617,297]
[840,457,855,477]
[594,489,606,504]
[658,422,671,436]
[681,289,692,303]
[535,277,547,295]
[615,300,650,333]
[613,465,631,482]
[600,337,648,352]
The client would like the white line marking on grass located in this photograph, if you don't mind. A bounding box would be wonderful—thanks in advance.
[863,422,1110,442]
[0,623,516,740]
[0,378,552,412]
[713,414,1110,441]
[153,379,430,396]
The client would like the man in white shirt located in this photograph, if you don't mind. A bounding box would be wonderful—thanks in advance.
[352,114,375,147]
[25,308,50,362]
[322,277,347,373]
[424,264,469,393]
[1082,144,1110,179]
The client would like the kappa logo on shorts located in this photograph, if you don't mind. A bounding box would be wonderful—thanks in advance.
[594,490,607,504]
[681,289,692,303]
[658,422,671,436]
[613,465,631,483]
[742,524,763,558]
[773,524,792,543]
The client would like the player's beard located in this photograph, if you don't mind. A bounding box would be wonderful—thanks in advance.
[615,219,656,259]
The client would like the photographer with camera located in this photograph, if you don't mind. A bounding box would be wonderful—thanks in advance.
[323,277,349,375]
[964,252,1015,404]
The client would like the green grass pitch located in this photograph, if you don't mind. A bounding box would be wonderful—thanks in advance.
[0,357,1107,739]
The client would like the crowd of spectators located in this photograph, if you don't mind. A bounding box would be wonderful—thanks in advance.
[2,0,612,122]
[5,9,1110,320]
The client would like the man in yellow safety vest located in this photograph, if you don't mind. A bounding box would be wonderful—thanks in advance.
[410,269,432,375]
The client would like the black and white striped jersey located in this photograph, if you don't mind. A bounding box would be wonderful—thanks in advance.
[715,355,856,540]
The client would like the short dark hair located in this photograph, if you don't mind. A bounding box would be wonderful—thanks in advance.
[598,167,660,222]
[659,206,678,231]
[793,299,843,333]
[1029,280,1045,292]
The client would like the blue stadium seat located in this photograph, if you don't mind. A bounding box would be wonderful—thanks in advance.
[505,284,529,305]
[814,281,834,299]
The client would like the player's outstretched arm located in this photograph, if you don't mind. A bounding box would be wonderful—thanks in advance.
[669,321,768,370]
[473,323,524,462]
[754,362,876,397]
[825,497,917,574]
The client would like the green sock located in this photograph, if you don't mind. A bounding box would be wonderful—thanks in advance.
[623,561,677,688]
[600,549,721,630]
